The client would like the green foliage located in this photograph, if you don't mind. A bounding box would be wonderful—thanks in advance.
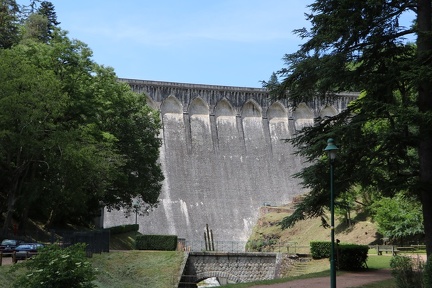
[0,23,164,229]
[36,1,60,42]
[424,257,432,288]
[0,0,20,48]
[370,192,424,240]
[136,235,178,251]
[310,241,331,259]
[390,255,425,288]
[268,0,432,256]
[13,243,97,288]
[108,224,139,235]
[245,239,279,252]
[337,244,368,271]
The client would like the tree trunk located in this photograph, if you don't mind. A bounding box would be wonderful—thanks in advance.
[1,188,16,236]
[417,0,432,258]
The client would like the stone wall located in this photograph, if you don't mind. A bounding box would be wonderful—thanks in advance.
[102,79,358,244]
[179,252,280,286]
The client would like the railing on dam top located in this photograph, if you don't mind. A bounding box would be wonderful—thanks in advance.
[181,240,307,254]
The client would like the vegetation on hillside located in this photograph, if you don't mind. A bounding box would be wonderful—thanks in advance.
[246,204,381,254]
[263,0,432,255]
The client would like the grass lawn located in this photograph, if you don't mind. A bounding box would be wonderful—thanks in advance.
[0,250,185,288]
[223,254,396,288]
[91,251,185,288]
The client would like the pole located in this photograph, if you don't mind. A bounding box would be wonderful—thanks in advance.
[330,159,336,288]
[135,208,138,225]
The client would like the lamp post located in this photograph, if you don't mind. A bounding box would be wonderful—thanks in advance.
[324,138,338,288]
[133,201,141,225]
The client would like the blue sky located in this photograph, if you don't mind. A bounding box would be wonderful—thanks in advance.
[25,1,314,88]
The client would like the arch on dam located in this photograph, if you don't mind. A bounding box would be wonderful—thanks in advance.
[267,102,288,121]
[189,97,212,153]
[267,102,291,155]
[241,100,266,155]
[214,98,236,117]
[144,94,159,110]
[214,98,243,155]
[319,105,338,118]
[241,99,262,118]
[189,97,209,115]
[293,103,314,131]
[160,95,183,115]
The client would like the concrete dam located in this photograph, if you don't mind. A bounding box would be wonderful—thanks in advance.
[103,79,357,245]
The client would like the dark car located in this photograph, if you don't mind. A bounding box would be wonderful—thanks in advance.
[0,239,22,255]
[14,243,44,260]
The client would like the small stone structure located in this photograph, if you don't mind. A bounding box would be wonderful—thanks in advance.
[178,252,282,287]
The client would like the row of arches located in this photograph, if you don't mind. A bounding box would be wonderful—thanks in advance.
[148,95,339,128]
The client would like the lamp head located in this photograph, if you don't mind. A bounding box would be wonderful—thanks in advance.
[324,138,338,160]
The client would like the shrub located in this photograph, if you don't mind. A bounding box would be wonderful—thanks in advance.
[13,243,97,288]
[310,241,331,259]
[390,255,424,288]
[337,244,368,270]
[136,235,177,250]
[424,256,432,288]
[107,224,139,235]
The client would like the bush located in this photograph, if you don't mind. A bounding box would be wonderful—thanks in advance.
[337,244,368,270]
[390,255,424,288]
[136,235,178,250]
[107,224,139,235]
[310,241,331,259]
[424,257,432,288]
[13,243,97,288]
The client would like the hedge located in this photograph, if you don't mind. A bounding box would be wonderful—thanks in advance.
[310,241,331,259]
[337,244,368,270]
[310,241,368,270]
[136,234,178,251]
[107,224,139,235]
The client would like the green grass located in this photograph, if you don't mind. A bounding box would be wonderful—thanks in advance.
[0,250,185,288]
[367,254,392,269]
[223,254,395,288]
[109,231,141,250]
[0,261,26,288]
[91,251,184,288]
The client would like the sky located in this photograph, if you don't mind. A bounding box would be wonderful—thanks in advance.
[20,0,314,88]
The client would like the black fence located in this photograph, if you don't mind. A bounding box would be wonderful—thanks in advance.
[55,229,110,254]
[1,229,110,255]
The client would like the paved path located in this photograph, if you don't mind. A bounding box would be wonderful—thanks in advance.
[250,269,392,288]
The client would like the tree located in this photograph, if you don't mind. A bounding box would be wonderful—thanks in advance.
[36,1,59,42]
[0,0,20,48]
[21,13,49,42]
[265,1,432,256]
[0,29,163,231]
[371,192,424,243]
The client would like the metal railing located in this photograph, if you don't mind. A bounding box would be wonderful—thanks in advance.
[181,240,308,253]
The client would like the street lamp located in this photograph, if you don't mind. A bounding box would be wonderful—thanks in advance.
[133,201,141,225]
[324,138,338,288]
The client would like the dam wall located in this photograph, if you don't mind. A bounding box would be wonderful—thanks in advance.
[103,79,358,243]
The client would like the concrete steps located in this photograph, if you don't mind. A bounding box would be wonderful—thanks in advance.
[289,260,311,277]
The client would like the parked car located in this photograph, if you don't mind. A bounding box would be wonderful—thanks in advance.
[0,239,22,255]
[14,243,44,260]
